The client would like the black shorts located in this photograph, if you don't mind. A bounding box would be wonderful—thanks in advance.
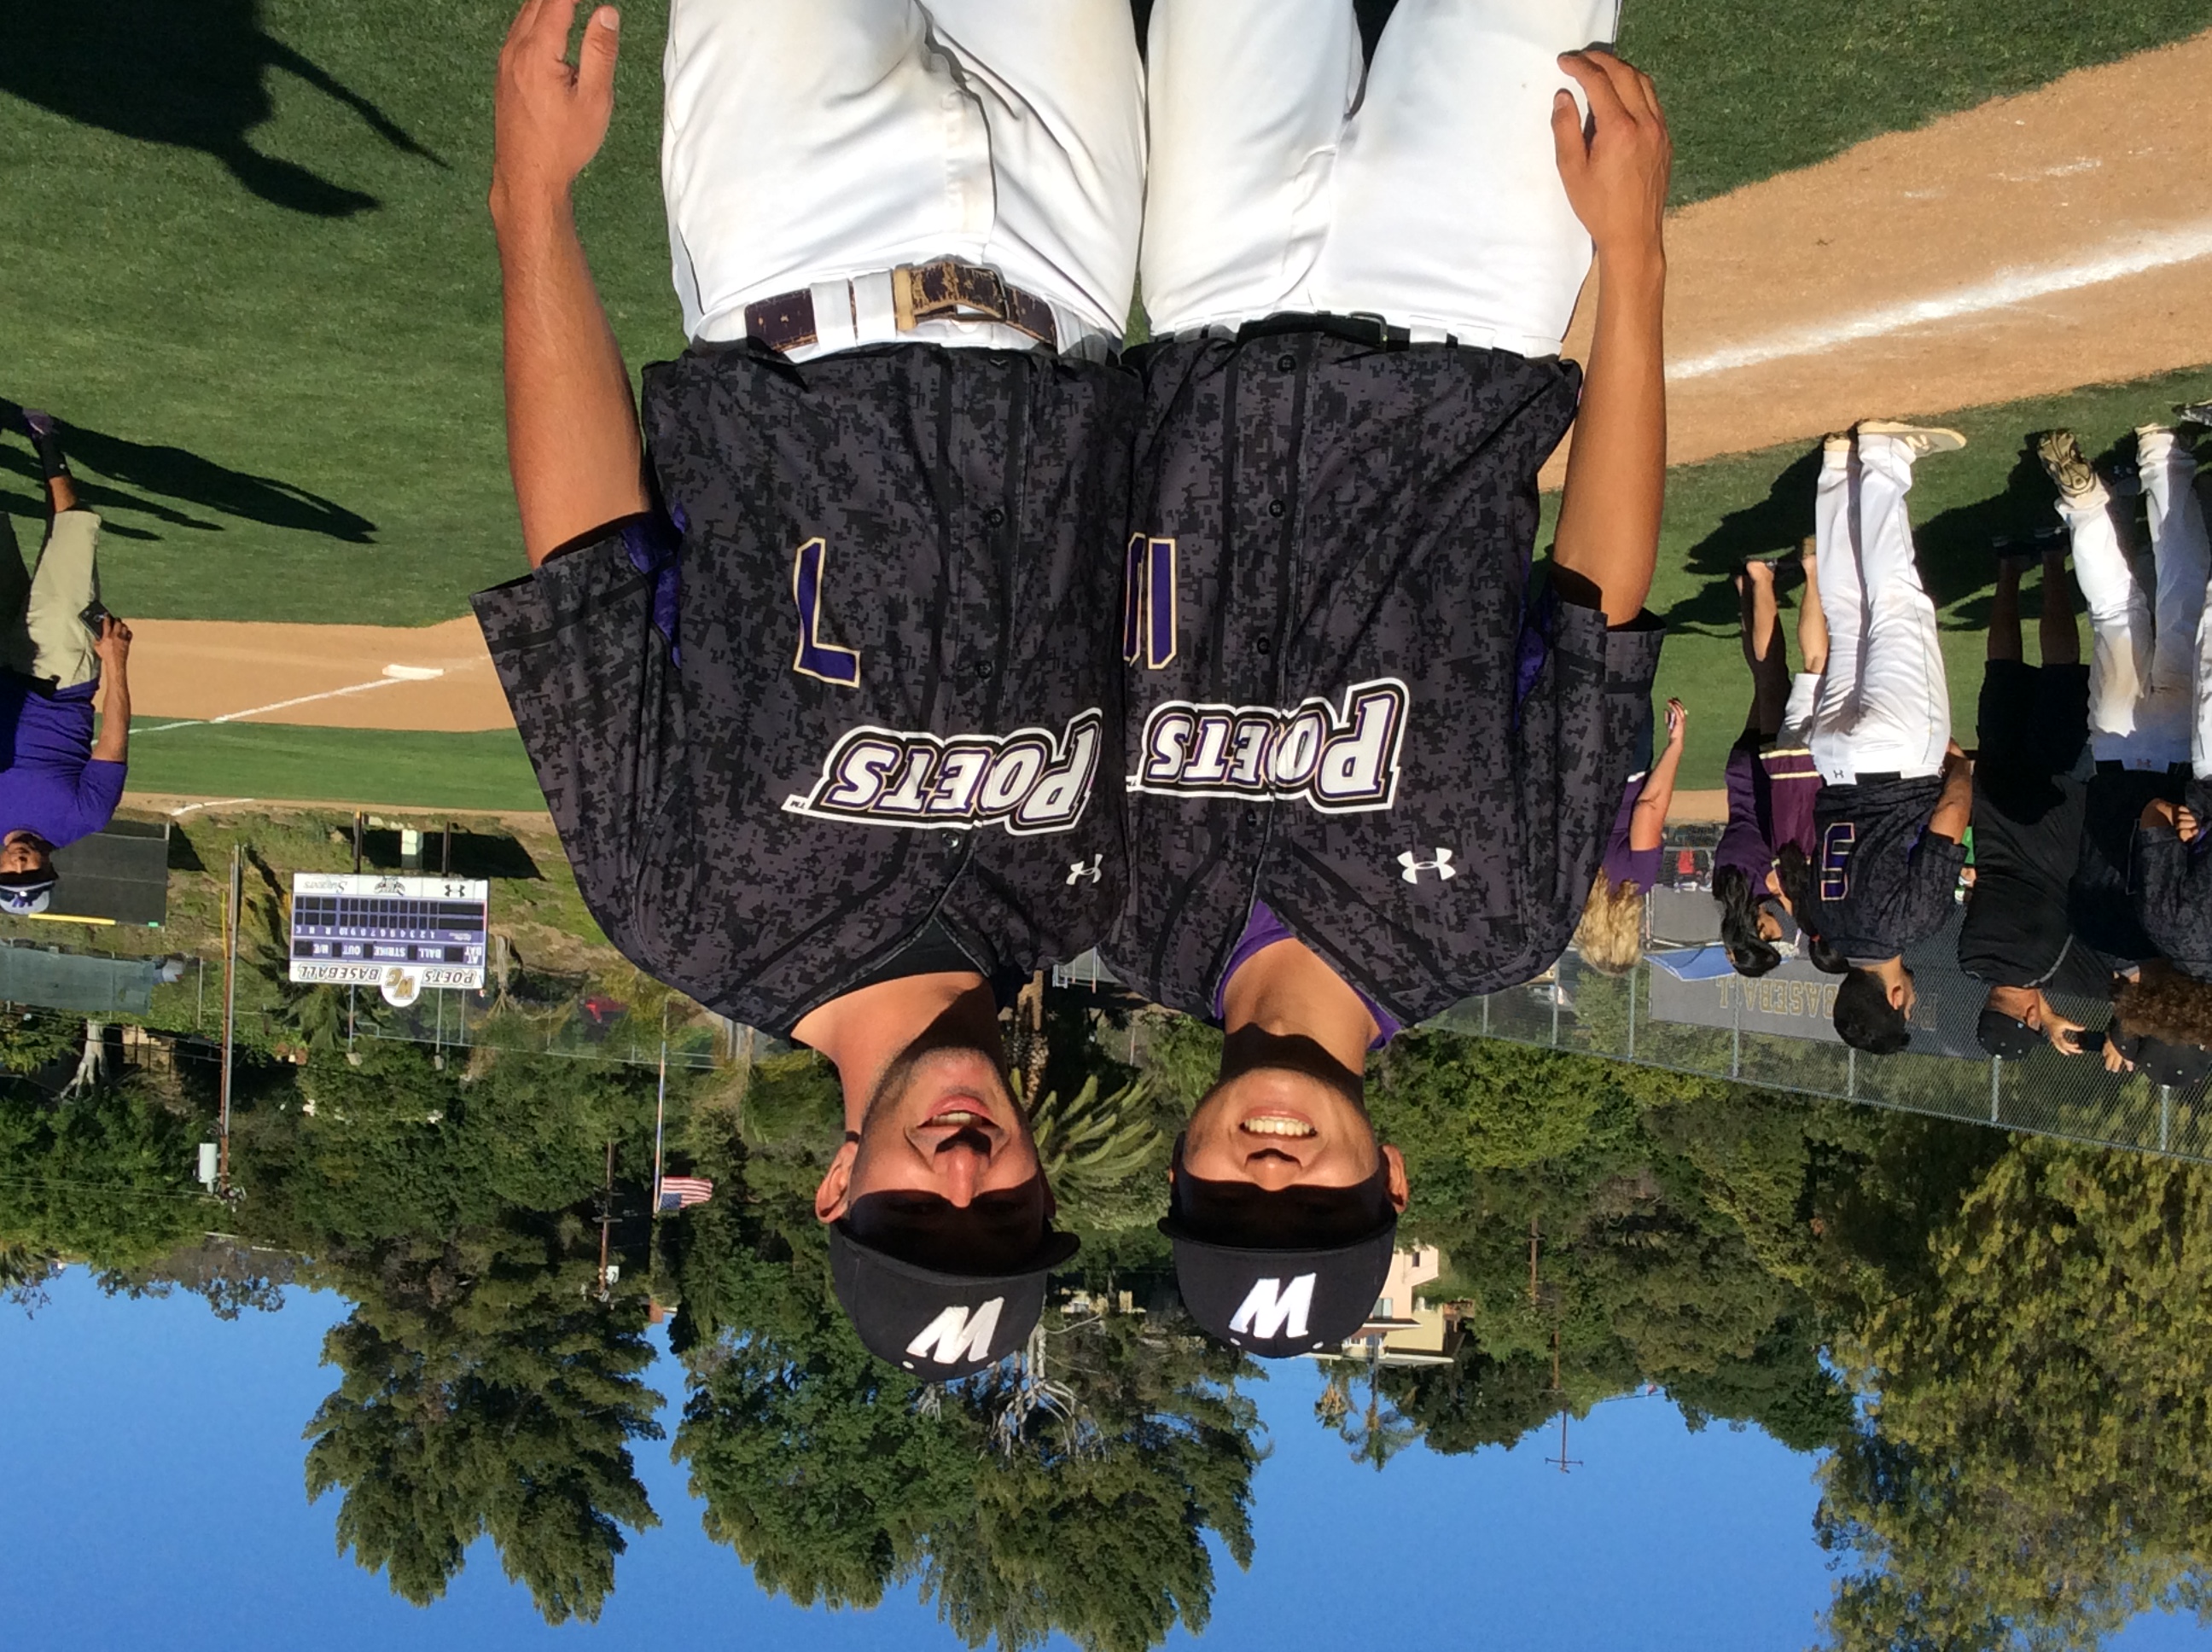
[1977,660,2089,779]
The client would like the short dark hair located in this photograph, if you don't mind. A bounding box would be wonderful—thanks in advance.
[1714,865,1782,978]
[1834,968,1911,1053]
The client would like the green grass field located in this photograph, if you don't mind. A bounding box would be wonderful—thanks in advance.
[1634,364,2212,782]
[122,720,542,811]
[4,1,2205,628]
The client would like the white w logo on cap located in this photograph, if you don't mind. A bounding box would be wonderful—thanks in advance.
[905,1298,1005,1365]
[1229,1275,1316,1341]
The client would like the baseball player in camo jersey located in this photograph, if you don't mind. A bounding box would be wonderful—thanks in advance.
[1118,0,1671,1357]
[1802,422,1975,1055]
[2039,407,2212,983]
[476,0,1145,1378]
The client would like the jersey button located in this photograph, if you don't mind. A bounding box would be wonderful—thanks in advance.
[1268,498,1287,518]
[1255,637,1274,656]
[974,659,996,679]
[985,508,1006,528]
[1276,352,1296,372]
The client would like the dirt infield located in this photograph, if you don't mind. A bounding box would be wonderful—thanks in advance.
[125,32,2212,735]
[1542,29,2212,484]
[130,616,510,732]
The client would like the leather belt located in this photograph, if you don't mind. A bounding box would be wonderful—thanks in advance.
[745,258,1060,354]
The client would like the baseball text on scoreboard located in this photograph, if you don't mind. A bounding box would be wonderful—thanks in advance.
[288,874,490,990]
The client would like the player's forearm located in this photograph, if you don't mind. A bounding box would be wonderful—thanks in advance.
[1627,734,1684,850]
[1927,763,1974,844]
[493,188,649,567]
[1552,251,1666,626]
[93,662,130,764]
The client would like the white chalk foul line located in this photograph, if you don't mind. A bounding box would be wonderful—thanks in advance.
[137,664,447,735]
[1669,219,2212,381]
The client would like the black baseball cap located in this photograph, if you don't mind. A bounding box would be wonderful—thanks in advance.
[829,1223,1080,1381]
[1976,1006,2042,1060]
[1162,1149,1403,1357]
[2122,1032,2212,1089]
[0,869,57,917]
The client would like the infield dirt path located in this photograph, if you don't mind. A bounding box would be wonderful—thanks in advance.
[131,31,2212,733]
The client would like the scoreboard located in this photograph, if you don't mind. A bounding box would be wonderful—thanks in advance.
[288,874,489,990]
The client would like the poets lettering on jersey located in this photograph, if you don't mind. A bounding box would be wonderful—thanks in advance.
[783,709,1104,835]
[1131,680,1409,814]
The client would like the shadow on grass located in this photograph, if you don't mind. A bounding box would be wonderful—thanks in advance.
[1661,433,2140,637]
[0,0,444,218]
[0,400,377,545]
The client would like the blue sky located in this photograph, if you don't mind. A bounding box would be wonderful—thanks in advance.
[1,1271,2205,1652]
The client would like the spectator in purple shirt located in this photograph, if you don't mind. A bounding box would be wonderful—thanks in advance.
[1714,544,1828,975]
[1575,696,1686,974]
[0,410,131,918]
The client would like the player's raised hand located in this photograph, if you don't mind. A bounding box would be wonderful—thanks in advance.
[2180,805,2202,842]
[96,615,132,671]
[1552,50,1671,268]
[492,0,621,214]
[1664,698,1687,744]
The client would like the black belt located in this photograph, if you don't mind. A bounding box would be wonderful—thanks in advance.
[744,259,1059,354]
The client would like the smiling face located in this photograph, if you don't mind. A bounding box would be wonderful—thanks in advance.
[1178,1067,1392,1193]
[814,1044,1054,1274]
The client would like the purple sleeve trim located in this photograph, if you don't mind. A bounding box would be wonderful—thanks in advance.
[623,511,684,666]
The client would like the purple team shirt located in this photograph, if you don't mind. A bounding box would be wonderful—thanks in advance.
[0,677,125,849]
[1714,738,1821,884]
[1600,774,1663,892]
[1215,899,1403,1049]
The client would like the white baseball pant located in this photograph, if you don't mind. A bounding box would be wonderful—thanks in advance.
[1139,0,1621,353]
[2062,430,2207,771]
[661,0,1146,355]
[1808,434,1952,785]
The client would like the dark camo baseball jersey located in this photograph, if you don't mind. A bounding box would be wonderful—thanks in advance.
[1810,777,1966,959]
[1115,329,1665,1026]
[473,342,1135,1035]
[2133,775,2212,981]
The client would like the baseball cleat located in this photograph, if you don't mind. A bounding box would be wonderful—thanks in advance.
[2033,429,2100,501]
[1856,420,1967,457]
[1821,430,1853,457]
[20,408,55,442]
[2174,401,2212,428]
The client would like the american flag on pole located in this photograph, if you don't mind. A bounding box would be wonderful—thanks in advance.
[658,1175,715,1212]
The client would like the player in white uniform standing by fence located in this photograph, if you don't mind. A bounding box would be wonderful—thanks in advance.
[1803,422,1976,1053]
[2040,413,2212,982]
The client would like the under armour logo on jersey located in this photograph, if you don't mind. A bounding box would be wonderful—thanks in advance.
[1066,855,1103,887]
[784,709,1103,836]
[1398,848,1458,884]
[903,1298,1005,1368]
[1130,679,1408,815]
[1229,1275,1316,1343]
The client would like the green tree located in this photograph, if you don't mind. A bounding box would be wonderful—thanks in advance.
[303,1223,664,1626]
[925,1307,1261,1652]
[1813,1136,2212,1651]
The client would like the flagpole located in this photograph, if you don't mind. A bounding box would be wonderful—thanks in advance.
[651,1003,668,1218]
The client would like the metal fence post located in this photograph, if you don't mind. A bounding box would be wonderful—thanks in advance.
[1482,995,1491,1036]
[2162,1085,2174,1154]
[1551,974,1561,1048]
[1847,1044,1856,1100]
[1626,964,1638,1061]
[1989,1056,2002,1125]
